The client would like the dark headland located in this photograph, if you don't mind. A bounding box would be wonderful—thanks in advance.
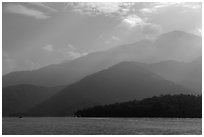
[75,94,202,118]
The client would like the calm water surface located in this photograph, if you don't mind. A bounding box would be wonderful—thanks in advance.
[2,117,202,135]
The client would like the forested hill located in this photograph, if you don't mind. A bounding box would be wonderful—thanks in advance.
[75,94,202,118]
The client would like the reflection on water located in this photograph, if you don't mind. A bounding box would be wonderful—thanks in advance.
[2,117,202,135]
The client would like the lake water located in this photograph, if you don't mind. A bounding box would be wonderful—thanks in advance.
[2,117,202,135]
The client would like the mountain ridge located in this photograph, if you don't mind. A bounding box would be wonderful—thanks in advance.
[24,61,195,116]
[3,30,201,87]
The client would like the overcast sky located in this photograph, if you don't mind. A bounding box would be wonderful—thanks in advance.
[2,2,202,75]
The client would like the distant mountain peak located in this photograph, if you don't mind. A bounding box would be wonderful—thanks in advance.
[168,30,188,34]
[159,30,200,38]
[3,29,201,87]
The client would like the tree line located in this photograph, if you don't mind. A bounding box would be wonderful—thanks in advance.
[75,94,202,118]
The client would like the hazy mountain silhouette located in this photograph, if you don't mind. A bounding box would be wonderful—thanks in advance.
[3,31,201,87]
[26,61,195,116]
[2,84,65,116]
[152,30,201,62]
[147,57,202,92]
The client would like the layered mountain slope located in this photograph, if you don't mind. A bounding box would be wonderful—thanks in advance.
[27,62,194,116]
[2,84,65,116]
[3,31,201,87]
[148,57,202,92]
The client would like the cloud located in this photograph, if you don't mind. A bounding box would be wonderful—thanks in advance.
[122,15,144,27]
[138,2,201,36]
[140,4,171,14]
[4,3,49,19]
[61,50,88,60]
[96,12,163,49]
[111,36,120,42]
[67,44,76,50]
[28,2,58,12]
[197,28,202,35]
[103,36,121,49]
[182,3,201,9]
[83,3,121,13]
[42,45,53,52]
[56,44,88,60]
[67,2,135,16]
[140,2,201,15]
[66,51,88,59]
[139,8,153,14]
[121,14,162,36]
[198,28,202,33]
[112,15,162,44]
